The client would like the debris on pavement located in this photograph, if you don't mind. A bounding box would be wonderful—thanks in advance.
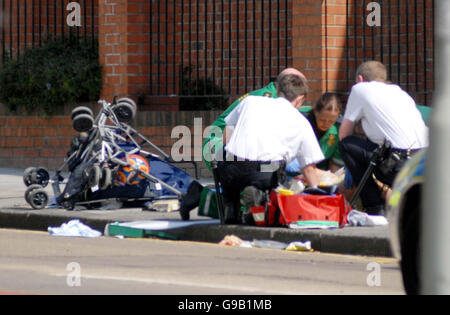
[251,240,289,250]
[142,199,180,212]
[218,235,313,252]
[286,241,313,252]
[347,210,388,227]
[48,219,102,238]
[218,235,246,247]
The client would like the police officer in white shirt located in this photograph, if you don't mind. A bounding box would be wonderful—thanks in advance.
[217,73,325,223]
[339,61,429,216]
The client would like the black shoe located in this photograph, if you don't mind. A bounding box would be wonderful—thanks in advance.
[224,201,240,224]
[180,201,191,221]
[179,180,204,221]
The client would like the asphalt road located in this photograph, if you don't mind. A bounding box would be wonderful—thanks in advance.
[0,229,404,295]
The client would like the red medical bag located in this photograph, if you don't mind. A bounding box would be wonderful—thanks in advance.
[250,191,350,228]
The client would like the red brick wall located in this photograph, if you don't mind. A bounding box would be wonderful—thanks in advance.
[321,0,434,105]
[0,116,75,169]
[0,0,436,171]
[99,0,293,109]
[291,0,325,103]
[374,0,435,106]
[322,0,349,95]
[98,0,152,105]
[97,0,434,107]
[0,0,434,107]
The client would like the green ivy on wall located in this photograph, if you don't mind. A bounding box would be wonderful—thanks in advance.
[0,37,102,116]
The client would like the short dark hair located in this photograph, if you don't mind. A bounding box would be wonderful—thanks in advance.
[356,61,387,82]
[275,74,309,102]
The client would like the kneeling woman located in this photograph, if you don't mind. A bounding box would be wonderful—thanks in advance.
[286,92,344,175]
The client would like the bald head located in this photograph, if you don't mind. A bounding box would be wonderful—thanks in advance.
[279,68,307,81]
[275,68,309,108]
[276,68,309,97]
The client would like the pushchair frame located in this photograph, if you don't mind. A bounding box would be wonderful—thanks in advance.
[23,97,198,210]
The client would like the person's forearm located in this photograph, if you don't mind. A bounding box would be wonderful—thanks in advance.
[329,161,341,173]
[302,165,320,187]
[339,119,355,141]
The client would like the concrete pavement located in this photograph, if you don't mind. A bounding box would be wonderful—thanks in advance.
[0,167,393,257]
[0,229,403,295]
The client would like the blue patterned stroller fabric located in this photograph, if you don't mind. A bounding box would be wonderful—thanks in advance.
[146,155,192,196]
[119,142,192,196]
[88,155,192,201]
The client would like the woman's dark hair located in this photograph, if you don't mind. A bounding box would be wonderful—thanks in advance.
[314,92,343,114]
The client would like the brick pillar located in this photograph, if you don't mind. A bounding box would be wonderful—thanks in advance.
[98,0,150,104]
[323,0,349,94]
[291,0,348,103]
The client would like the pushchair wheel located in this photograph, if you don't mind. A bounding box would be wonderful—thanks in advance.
[28,188,49,210]
[24,184,44,204]
[62,200,75,211]
[24,167,50,188]
[71,106,94,120]
[116,97,137,110]
[112,101,136,123]
[100,167,112,190]
[23,167,37,186]
[88,164,101,188]
[73,113,94,132]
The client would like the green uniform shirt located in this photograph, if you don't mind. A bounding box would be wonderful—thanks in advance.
[202,82,278,171]
[298,107,344,170]
[416,104,431,125]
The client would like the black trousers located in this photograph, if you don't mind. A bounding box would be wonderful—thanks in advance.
[339,136,401,209]
[216,155,281,218]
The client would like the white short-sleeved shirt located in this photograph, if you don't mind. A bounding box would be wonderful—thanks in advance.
[344,82,429,149]
[224,95,325,169]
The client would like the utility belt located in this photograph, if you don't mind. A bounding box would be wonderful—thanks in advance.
[377,146,421,176]
[389,148,421,159]
[223,151,285,171]
[222,150,288,185]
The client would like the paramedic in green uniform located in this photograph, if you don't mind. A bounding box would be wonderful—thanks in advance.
[202,68,307,171]
[286,92,344,175]
[180,68,306,221]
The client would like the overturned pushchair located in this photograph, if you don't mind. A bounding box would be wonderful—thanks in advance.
[23,97,199,211]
